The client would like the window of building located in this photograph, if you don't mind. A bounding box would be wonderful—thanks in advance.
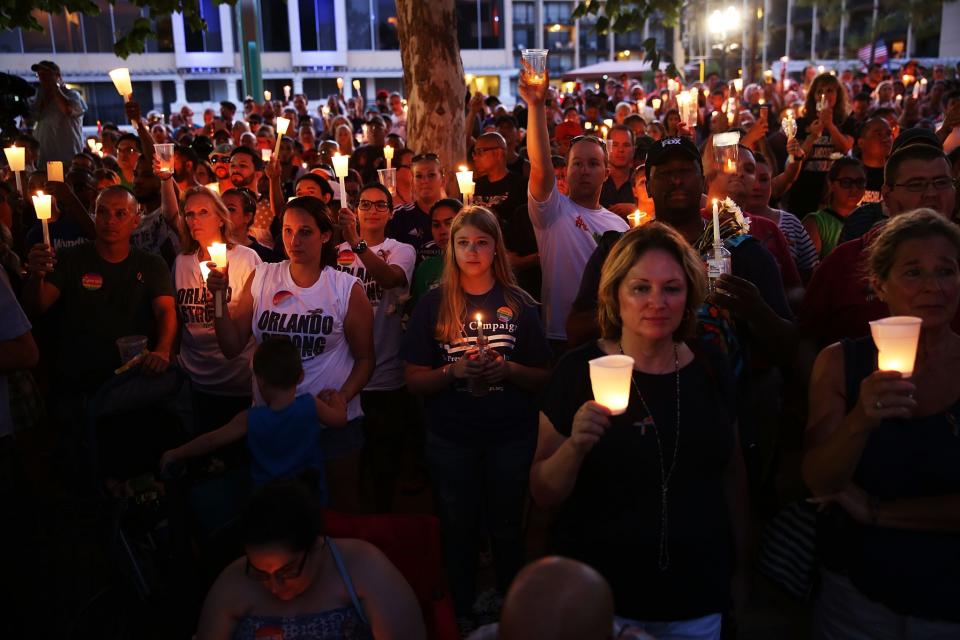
[466,75,500,97]
[49,10,84,53]
[22,11,53,53]
[80,82,151,126]
[346,2,372,50]
[302,78,342,101]
[512,1,536,67]
[0,30,20,54]
[457,0,504,50]
[185,80,214,103]
[347,0,399,50]
[374,0,400,50]
[261,2,291,51]
[184,0,223,52]
[83,0,114,53]
[298,0,337,51]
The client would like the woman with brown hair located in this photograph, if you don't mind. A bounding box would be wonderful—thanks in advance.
[803,209,960,637]
[787,73,858,217]
[530,222,747,639]
[403,206,550,633]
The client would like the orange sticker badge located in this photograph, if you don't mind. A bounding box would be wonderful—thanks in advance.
[496,306,513,323]
[81,273,103,291]
[272,290,294,306]
[337,249,355,267]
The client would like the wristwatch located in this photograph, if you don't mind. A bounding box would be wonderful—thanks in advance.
[352,239,367,254]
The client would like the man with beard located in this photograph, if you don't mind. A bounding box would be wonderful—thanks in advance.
[209,143,234,193]
[229,146,274,248]
[173,144,201,192]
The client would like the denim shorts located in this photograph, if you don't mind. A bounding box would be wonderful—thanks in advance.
[321,417,364,460]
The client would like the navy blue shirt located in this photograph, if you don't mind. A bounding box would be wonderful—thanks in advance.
[386,202,431,252]
[402,284,550,444]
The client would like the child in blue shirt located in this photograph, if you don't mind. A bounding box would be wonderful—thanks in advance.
[161,338,347,504]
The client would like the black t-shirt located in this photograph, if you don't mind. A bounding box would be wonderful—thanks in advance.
[47,244,175,391]
[599,169,637,209]
[838,202,885,244]
[386,202,432,252]
[473,171,536,256]
[862,165,884,205]
[402,284,551,445]
[541,340,736,620]
[787,115,859,216]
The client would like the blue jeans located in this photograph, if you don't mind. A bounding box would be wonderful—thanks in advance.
[614,612,722,640]
[425,430,536,616]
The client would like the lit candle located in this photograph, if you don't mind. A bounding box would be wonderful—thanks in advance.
[627,210,646,228]
[274,117,290,156]
[651,97,661,111]
[87,138,97,152]
[869,316,923,377]
[94,142,103,157]
[733,78,743,93]
[332,152,350,210]
[475,313,485,345]
[208,242,228,317]
[337,77,344,94]
[603,118,613,129]
[5,145,24,196]
[108,67,133,101]
[352,79,361,93]
[383,144,394,169]
[584,121,593,131]
[33,190,52,247]
[817,65,825,74]
[588,354,634,415]
[283,85,292,101]
[205,182,220,195]
[264,90,272,102]
[455,165,474,204]
[712,199,721,246]
[261,149,272,163]
[46,161,64,182]
[600,125,609,139]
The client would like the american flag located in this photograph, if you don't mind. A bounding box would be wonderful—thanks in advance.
[858,39,889,67]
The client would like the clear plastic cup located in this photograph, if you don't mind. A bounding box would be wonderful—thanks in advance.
[116,335,148,364]
[521,49,549,85]
[155,143,175,179]
[713,131,740,174]
[378,168,397,195]
[588,354,635,415]
[869,316,923,377]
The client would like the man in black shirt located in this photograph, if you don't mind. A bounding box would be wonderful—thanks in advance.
[495,115,529,177]
[387,153,444,252]
[471,132,540,297]
[598,124,637,216]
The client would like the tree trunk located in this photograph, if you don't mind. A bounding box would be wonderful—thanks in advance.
[396,0,466,185]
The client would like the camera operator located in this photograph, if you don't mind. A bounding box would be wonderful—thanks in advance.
[29,60,86,166]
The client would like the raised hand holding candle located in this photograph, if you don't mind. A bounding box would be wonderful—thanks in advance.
[352,79,361,94]
[588,355,634,415]
[33,190,52,247]
[870,316,923,377]
[264,90,272,102]
[274,117,290,156]
[207,242,228,318]
[383,144,394,169]
[108,68,133,101]
[47,161,64,182]
[5,145,24,196]
[521,49,548,84]
[283,85,292,101]
[337,77,345,95]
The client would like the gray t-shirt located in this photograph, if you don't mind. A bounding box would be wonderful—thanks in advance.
[30,86,87,166]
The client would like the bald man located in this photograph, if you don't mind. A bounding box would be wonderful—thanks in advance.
[466,556,655,640]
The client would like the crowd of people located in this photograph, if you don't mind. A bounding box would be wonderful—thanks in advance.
[2,54,960,639]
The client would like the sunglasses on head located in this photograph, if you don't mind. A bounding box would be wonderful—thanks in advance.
[411,153,440,163]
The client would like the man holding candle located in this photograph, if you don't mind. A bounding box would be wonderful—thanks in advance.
[29,60,86,167]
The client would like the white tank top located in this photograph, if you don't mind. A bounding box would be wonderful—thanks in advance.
[251,261,363,421]
[174,244,261,395]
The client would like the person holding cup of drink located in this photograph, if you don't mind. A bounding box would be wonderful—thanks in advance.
[403,206,550,633]
[530,222,748,640]
[803,208,960,636]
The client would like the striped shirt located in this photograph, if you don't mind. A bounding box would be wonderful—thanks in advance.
[773,208,819,275]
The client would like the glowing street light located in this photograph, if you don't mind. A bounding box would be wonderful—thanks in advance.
[708,6,741,81]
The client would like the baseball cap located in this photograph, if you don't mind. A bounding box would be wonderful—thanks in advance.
[31,60,60,75]
[644,136,703,180]
[891,127,942,153]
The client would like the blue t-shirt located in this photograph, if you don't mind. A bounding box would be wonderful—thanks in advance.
[247,394,327,503]
[26,217,89,252]
[402,283,551,445]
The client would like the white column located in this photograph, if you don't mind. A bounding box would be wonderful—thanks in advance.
[534,0,544,49]
[499,72,511,104]
[226,77,239,102]
[905,22,913,58]
[785,0,793,59]
[810,3,818,62]
[293,75,304,97]
[673,22,685,69]
[174,77,187,107]
[151,81,164,113]
[608,27,615,61]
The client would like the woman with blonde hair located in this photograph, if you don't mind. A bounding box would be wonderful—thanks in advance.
[170,185,262,432]
[530,222,748,639]
[403,206,551,633]
[787,73,858,217]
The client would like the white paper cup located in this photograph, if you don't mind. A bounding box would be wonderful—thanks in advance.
[869,316,923,377]
[589,354,635,415]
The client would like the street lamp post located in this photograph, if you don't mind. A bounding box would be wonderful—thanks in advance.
[708,6,741,81]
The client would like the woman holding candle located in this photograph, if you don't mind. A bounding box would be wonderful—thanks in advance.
[171,186,262,433]
[206,196,374,511]
[530,223,747,639]
[803,209,960,636]
[403,207,550,632]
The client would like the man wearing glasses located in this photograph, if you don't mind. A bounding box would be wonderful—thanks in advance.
[116,133,142,188]
[472,132,539,296]
[29,60,87,167]
[335,184,416,511]
[387,153,445,253]
[801,142,957,350]
[520,69,629,354]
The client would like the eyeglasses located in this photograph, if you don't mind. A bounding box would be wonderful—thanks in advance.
[245,542,315,584]
[358,199,390,211]
[472,147,504,156]
[210,156,230,164]
[411,153,440,163]
[891,177,955,193]
[833,178,866,189]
